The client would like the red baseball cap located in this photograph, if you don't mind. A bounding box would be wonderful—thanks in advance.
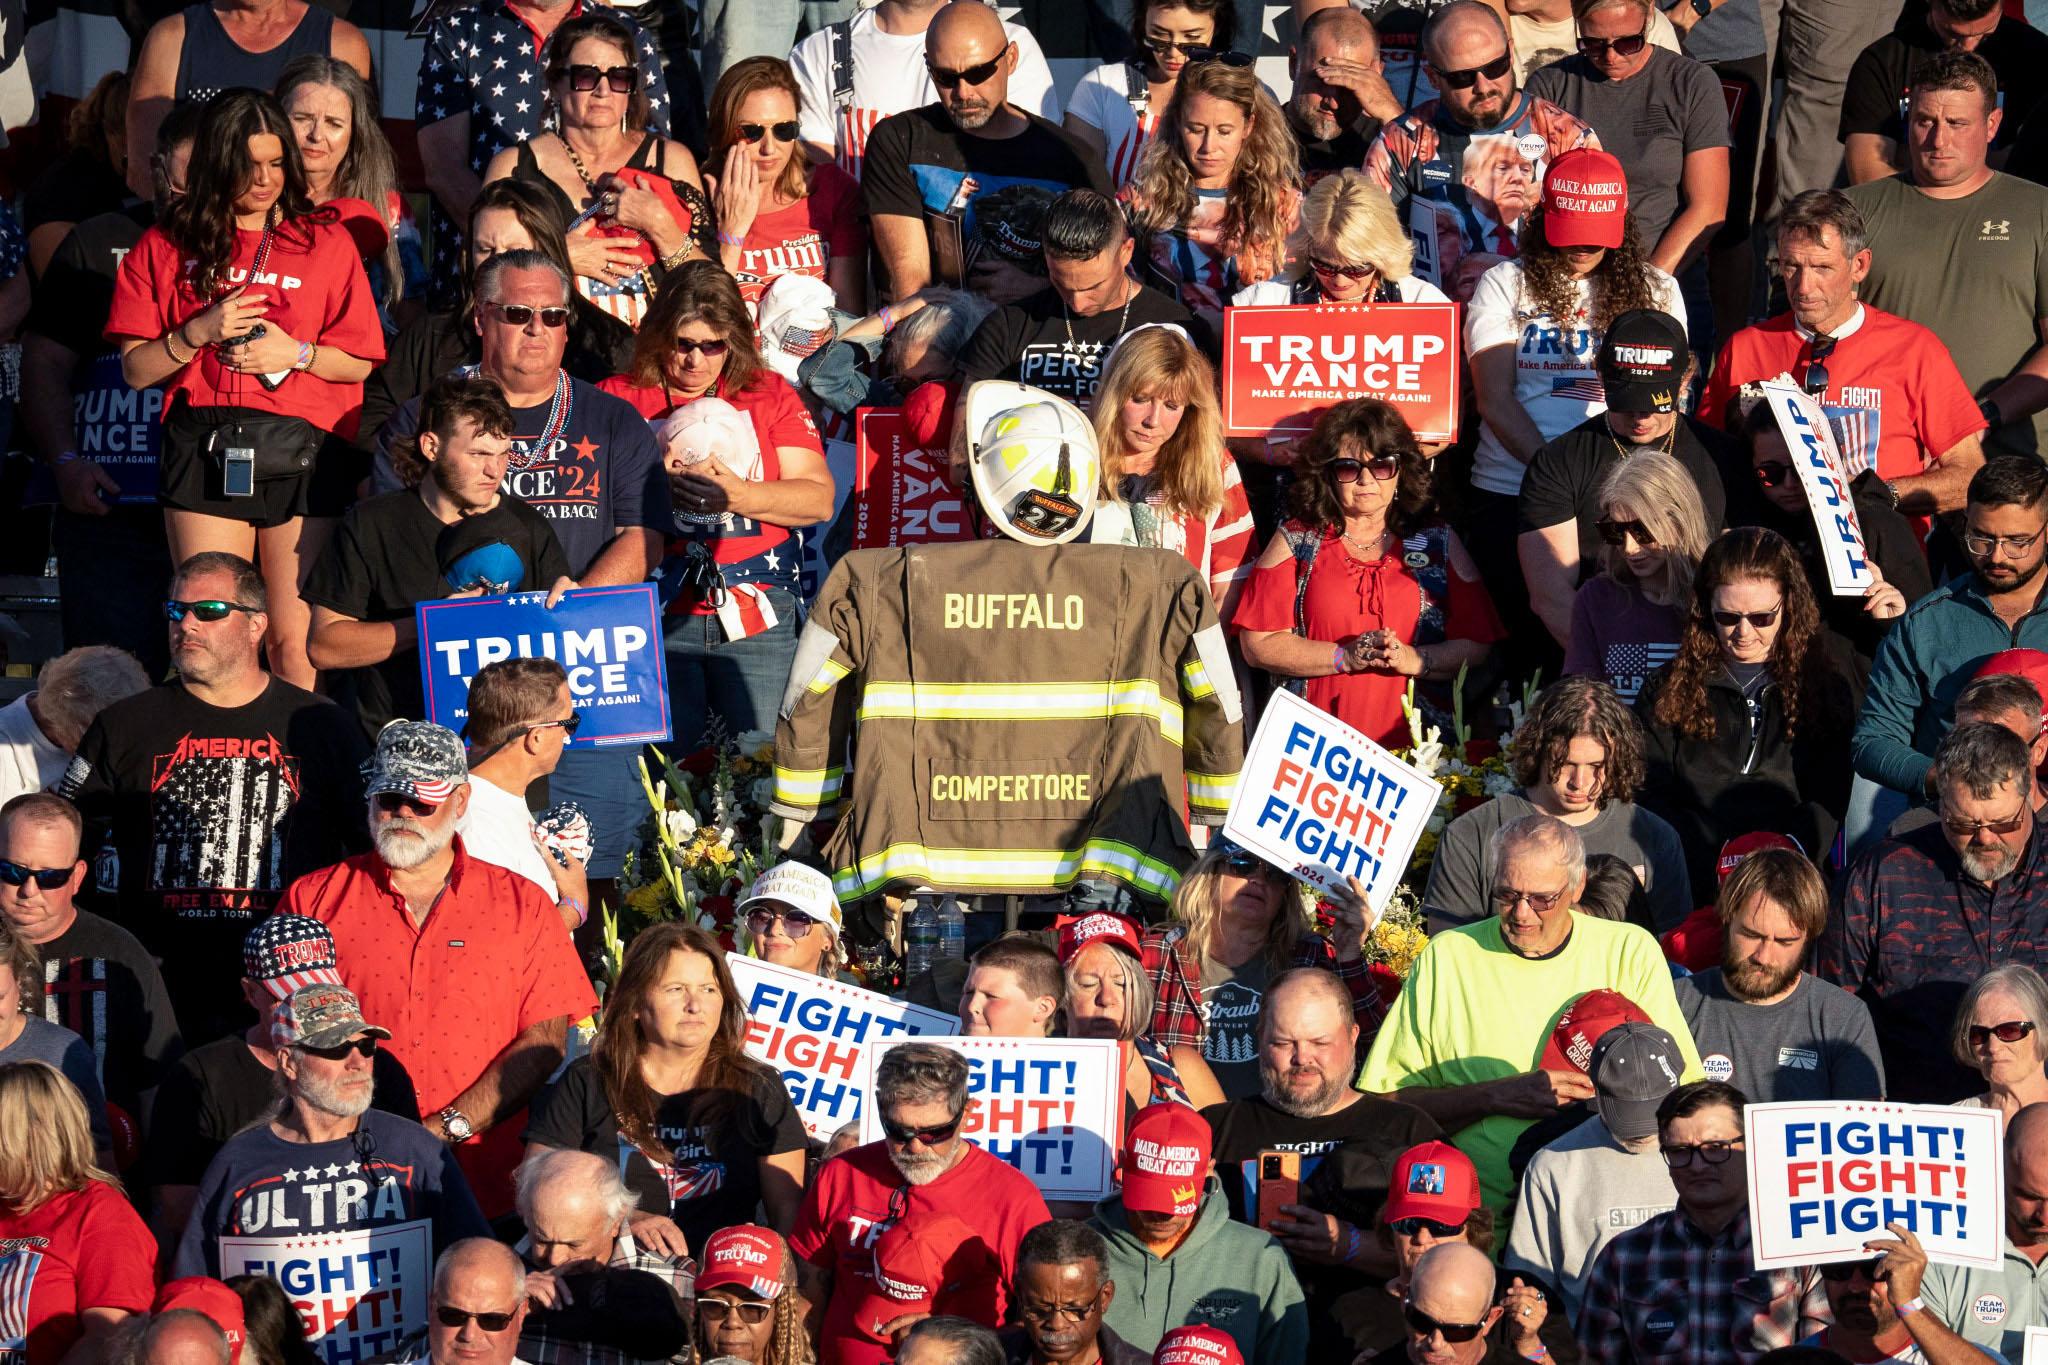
[850,1214,995,1341]
[902,380,960,450]
[155,1277,246,1365]
[1976,649,2048,725]
[697,1224,786,1299]
[1539,989,1651,1075]
[1717,830,1803,881]
[1384,1140,1481,1225]
[1057,911,1144,965]
[1155,1326,1246,1365]
[1121,1103,1211,1217]
[1543,148,1628,249]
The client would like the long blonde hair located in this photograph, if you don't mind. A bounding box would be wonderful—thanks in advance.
[1167,847,1311,976]
[1093,327,1227,519]
[1126,61,1300,282]
[0,1062,118,1213]
[1597,453,1708,608]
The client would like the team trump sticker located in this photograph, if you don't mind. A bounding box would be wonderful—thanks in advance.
[1221,302,1461,441]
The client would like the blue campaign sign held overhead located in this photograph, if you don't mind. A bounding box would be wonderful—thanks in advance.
[416,584,670,747]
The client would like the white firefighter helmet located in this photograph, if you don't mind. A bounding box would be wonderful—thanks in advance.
[961,381,1100,545]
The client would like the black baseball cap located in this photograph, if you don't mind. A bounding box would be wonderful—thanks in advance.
[1597,310,1688,415]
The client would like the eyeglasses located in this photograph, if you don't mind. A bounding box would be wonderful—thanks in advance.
[1491,885,1569,913]
[1330,456,1400,484]
[1820,1259,1884,1283]
[1015,1297,1103,1326]
[1309,255,1378,281]
[1575,27,1648,58]
[881,1113,964,1146]
[735,120,801,144]
[1711,604,1783,630]
[165,598,261,623]
[487,302,571,329]
[697,1299,774,1325]
[524,715,583,739]
[1802,334,1837,397]
[1185,46,1255,67]
[673,336,732,358]
[1428,51,1512,89]
[747,907,821,935]
[1941,806,2030,837]
[1969,1019,2040,1047]
[299,1036,377,1061]
[566,64,637,93]
[1963,527,2046,557]
[1389,1217,1467,1238]
[1220,849,1278,880]
[1403,1302,1488,1344]
[0,860,72,890]
[1596,517,1657,548]
[374,792,442,815]
[1660,1139,1743,1167]
[435,1306,518,1333]
[927,56,1003,89]
[1753,460,1794,489]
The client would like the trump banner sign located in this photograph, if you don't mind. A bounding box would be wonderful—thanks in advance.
[859,1036,1123,1202]
[1746,1101,2005,1271]
[1222,302,1460,441]
[416,584,670,748]
[730,955,958,1140]
[850,408,975,550]
[1223,687,1437,911]
[1763,381,1874,597]
[219,1221,430,1365]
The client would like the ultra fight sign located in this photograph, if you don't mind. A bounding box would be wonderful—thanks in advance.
[859,1036,1123,1202]
[1222,687,1436,911]
[1763,381,1874,597]
[729,955,958,1140]
[1222,302,1460,441]
[218,1221,430,1365]
[1746,1101,2005,1271]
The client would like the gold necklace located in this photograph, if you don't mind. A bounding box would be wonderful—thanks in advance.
[1609,418,1676,462]
[1340,524,1388,556]
[560,132,616,193]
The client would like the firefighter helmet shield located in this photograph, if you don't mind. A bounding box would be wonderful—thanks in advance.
[963,383,1100,546]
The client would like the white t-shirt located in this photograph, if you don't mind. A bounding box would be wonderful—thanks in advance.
[1509,9,1683,85]
[790,7,1062,179]
[456,774,559,900]
[1065,63,1159,189]
[1230,273,1452,307]
[0,694,67,809]
[1463,257,1683,496]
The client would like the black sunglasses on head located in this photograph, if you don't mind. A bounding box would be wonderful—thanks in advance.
[0,859,72,889]
[566,63,636,93]
[166,598,261,624]
[1389,1216,1467,1238]
[1596,517,1656,547]
[1404,1302,1488,1343]
[1753,460,1794,489]
[735,120,801,144]
[1428,51,1512,89]
[1819,1258,1885,1283]
[881,1113,964,1145]
[927,56,1003,89]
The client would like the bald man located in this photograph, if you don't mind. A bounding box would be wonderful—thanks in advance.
[142,1311,232,1365]
[1288,7,1404,180]
[429,1240,530,1365]
[1922,1102,2048,1360]
[1373,1244,1503,1365]
[861,0,1111,300]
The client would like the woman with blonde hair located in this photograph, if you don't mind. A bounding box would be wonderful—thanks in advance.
[1087,326,1254,617]
[1564,453,1707,705]
[0,1061,156,1361]
[1121,59,1300,334]
[1233,169,1447,308]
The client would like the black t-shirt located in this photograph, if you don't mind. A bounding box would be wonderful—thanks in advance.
[957,284,1198,403]
[301,490,572,736]
[1839,5,2048,150]
[36,909,186,1117]
[1515,414,1742,568]
[58,680,372,1043]
[524,1054,807,1255]
[21,150,129,238]
[144,1033,421,1187]
[1286,103,1384,186]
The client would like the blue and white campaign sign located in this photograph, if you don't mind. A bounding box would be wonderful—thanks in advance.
[859,1036,1123,1202]
[220,1221,429,1365]
[731,954,958,1141]
[1764,381,1875,598]
[416,584,670,747]
[23,353,164,506]
[1746,1101,2005,1271]
[1223,687,1436,911]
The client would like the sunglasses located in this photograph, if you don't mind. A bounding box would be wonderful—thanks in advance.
[1185,46,1255,67]
[1309,256,1377,281]
[436,1306,517,1332]
[1753,460,1794,489]
[1389,1217,1466,1238]
[166,598,260,623]
[299,1036,377,1061]
[736,120,801,144]
[1596,517,1656,548]
[1969,1019,2039,1046]
[697,1299,774,1325]
[374,792,442,815]
[672,336,732,358]
[1943,807,2030,838]
[1820,1259,1884,1283]
[1404,1302,1488,1344]
[1710,604,1782,630]
[747,907,821,934]
[927,56,1003,89]
[524,715,583,739]
[1660,1139,1742,1167]
[1330,457,1400,484]
[881,1113,964,1146]
[1802,334,1837,397]
[1220,849,1278,880]
[1491,885,1568,913]
[566,63,637,93]
[1143,36,1211,56]
[1575,28,1648,58]
[1428,51,1512,89]
[0,860,72,890]
[488,302,571,329]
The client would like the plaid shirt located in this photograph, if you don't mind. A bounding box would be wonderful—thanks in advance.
[1577,1208,1827,1365]
[516,1231,696,1365]
[1140,924,1386,1054]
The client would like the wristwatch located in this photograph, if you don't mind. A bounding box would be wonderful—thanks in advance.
[437,1106,475,1143]
[1980,395,2004,428]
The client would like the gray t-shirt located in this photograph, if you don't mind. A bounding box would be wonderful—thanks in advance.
[1526,46,1733,249]
[1676,0,1766,67]
[1675,968,1888,1103]
[1200,952,1273,1101]
[0,1014,110,1146]
[1424,790,1692,934]
[1847,172,2048,456]
[1503,1115,1677,1319]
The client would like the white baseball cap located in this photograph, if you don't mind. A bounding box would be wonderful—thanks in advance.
[756,273,840,384]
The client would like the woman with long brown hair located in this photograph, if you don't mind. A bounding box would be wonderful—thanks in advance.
[1065,0,1239,185]
[524,923,806,1257]
[1636,527,1858,902]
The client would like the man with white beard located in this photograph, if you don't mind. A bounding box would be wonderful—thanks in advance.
[169,983,491,1365]
[286,720,597,1221]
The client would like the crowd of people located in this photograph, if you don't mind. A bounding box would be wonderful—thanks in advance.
[2,0,2048,1360]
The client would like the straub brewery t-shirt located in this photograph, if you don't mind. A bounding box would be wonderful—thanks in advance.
[957,284,1197,405]
[1198,952,1272,1100]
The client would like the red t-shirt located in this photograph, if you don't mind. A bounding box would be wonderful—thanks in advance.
[733,165,865,312]
[103,217,387,435]
[1232,523,1505,748]
[0,1182,156,1361]
[788,1142,1050,1365]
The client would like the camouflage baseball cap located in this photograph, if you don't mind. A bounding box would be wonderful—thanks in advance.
[362,720,469,806]
[272,983,391,1051]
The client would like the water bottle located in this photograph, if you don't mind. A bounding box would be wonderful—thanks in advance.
[937,894,967,962]
[903,896,940,980]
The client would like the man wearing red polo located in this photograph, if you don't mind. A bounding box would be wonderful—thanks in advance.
[284,719,596,1217]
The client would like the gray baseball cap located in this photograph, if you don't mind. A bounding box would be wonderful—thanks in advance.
[1589,1022,1684,1142]
[362,720,469,807]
